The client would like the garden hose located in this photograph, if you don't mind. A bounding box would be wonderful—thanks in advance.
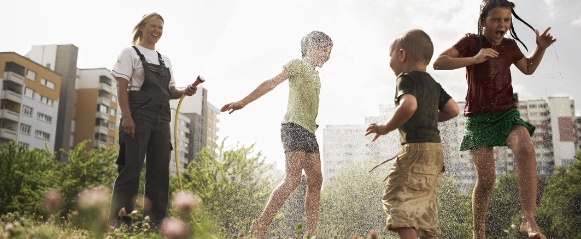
[174,75,204,191]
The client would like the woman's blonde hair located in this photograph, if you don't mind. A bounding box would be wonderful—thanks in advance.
[132,12,164,45]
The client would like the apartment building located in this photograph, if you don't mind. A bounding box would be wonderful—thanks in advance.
[75,68,119,151]
[206,103,220,158]
[25,45,78,161]
[0,52,61,150]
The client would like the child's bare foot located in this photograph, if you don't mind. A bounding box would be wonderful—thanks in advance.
[520,220,546,239]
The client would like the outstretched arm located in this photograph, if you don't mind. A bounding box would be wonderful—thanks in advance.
[433,46,498,70]
[438,98,459,122]
[365,94,417,142]
[221,69,291,114]
[514,27,557,75]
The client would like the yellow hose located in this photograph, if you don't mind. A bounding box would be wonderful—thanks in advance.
[174,94,186,192]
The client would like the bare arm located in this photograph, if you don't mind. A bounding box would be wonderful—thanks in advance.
[433,46,498,70]
[221,69,291,114]
[438,98,459,122]
[114,76,135,138]
[365,94,417,142]
[514,27,557,75]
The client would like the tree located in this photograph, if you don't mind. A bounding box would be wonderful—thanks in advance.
[0,141,57,214]
[536,152,581,238]
[56,140,118,213]
[318,158,392,238]
[436,177,472,239]
[484,173,521,239]
[179,141,274,236]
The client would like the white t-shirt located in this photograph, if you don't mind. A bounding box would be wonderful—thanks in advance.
[111,44,176,91]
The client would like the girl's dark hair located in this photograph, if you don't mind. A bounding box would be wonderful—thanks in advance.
[477,0,535,51]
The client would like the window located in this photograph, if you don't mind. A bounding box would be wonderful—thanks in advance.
[40,96,54,106]
[26,70,36,81]
[21,105,33,117]
[20,123,31,134]
[24,87,35,98]
[108,136,114,144]
[111,95,117,103]
[110,108,117,116]
[17,142,29,150]
[41,78,55,89]
[109,122,116,130]
[98,104,109,114]
[35,130,50,140]
[37,112,53,123]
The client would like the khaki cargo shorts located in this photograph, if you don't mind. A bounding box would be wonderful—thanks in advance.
[381,143,444,237]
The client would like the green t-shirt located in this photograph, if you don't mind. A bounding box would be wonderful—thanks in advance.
[395,71,452,144]
[282,59,320,134]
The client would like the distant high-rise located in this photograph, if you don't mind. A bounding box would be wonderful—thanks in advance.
[0,52,62,150]
[26,45,78,161]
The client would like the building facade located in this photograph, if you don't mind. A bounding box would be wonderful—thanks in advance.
[26,45,78,161]
[75,68,119,151]
[0,52,62,150]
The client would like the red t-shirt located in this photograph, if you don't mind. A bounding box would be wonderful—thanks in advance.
[453,34,525,116]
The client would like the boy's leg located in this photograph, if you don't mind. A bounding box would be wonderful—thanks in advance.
[303,153,323,238]
[470,147,495,239]
[505,125,546,239]
[251,151,306,238]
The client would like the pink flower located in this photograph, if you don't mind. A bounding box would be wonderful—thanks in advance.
[4,223,14,233]
[160,217,189,239]
[367,229,378,239]
[118,207,126,217]
[171,192,199,214]
[78,187,110,209]
[131,210,139,217]
[43,189,62,214]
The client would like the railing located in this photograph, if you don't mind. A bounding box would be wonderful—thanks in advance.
[0,109,20,122]
[0,128,17,141]
[3,71,24,85]
[0,90,22,104]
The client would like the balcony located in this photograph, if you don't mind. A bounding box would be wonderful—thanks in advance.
[95,111,109,120]
[97,96,111,107]
[0,128,17,141]
[94,125,109,135]
[0,89,22,104]
[3,71,24,85]
[99,82,112,93]
[93,140,107,148]
[0,109,20,122]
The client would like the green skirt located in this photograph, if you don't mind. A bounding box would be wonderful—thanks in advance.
[460,109,535,151]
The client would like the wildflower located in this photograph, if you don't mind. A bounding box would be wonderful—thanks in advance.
[171,192,199,214]
[144,215,150,222]
[118,207,126,217]
[143,222,151,229]
[160,217,189,239]
[131,210,139,217]
[42,189,62,214]
[367,229,378,239]
[4,223,14,233]
[78,187,110,209]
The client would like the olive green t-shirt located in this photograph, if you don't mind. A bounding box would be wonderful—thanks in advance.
[281,59,320,134]
[395,71,452,144]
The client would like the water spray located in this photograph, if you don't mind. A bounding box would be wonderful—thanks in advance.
[174,75,205,191]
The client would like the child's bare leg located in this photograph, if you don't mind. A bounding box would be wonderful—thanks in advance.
[506,125,546,239]
[394,227,437,239]
[303,153,322,238]
[470,147,495,239]
[251,151,305,238]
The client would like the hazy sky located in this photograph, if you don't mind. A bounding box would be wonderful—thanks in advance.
[2,0,580,170]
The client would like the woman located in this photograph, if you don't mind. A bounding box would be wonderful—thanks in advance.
[108,12,197,228]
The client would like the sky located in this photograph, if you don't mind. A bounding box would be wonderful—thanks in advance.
[2,0,580,170]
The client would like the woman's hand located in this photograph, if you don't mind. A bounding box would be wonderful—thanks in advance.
[184,84,197,96]
[220,101,244,114]
[122,117,136,138]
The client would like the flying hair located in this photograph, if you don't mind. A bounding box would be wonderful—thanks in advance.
[477,0,535,51]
